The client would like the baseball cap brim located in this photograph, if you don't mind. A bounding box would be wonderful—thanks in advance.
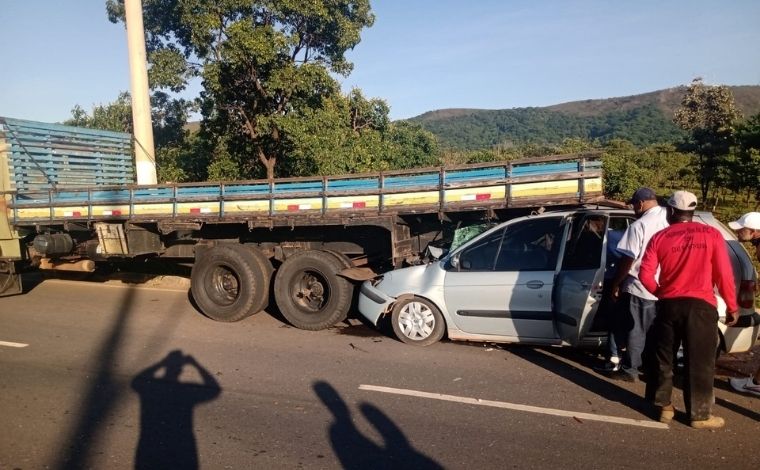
[728,221,743,230]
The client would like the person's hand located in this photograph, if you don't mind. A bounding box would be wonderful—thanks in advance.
[725,310,740,327]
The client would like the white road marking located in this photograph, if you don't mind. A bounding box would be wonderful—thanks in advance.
[0,341,29,348]
[359,384,668,430]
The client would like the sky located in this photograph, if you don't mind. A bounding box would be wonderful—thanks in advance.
[1,0,759,123]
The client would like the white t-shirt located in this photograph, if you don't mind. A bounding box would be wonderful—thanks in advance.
[616,205,669,300]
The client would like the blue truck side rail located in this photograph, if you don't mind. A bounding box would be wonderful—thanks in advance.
[3,154,603,224]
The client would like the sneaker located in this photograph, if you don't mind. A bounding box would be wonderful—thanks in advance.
[690,415,724,429]
[729,376,760,397]
[659,404,675,424]
[607,370,636,383]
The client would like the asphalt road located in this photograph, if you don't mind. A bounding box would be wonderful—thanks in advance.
[1,276,758,469]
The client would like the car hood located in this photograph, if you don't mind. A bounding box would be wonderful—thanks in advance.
[375,262,442,298]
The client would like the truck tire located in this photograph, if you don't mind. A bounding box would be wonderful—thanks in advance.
[191,245,270,322]
[391,297,446,346]
[274,250,354,330]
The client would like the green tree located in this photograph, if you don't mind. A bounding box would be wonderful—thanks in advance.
[107,0,375,181]
[65,91,133,132]
[278,91,439,176]
[601,139,653,200]
[730,113,760,204]
[673,78,741,202]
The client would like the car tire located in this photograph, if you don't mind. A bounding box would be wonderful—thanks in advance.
[191,245,270,322]
[274,250,354,330]
[391,297,445,346]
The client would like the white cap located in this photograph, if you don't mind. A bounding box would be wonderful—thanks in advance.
[728,212,760,231]
[667,191,698,211]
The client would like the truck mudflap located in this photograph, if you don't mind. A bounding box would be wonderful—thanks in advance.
[0,260,22,297]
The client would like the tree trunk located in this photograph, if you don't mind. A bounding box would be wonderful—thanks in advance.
[257,147,276,182]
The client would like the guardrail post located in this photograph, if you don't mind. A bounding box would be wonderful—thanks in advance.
[322,176,328,216]
[379,173,385,214]
[439,167,446,214]
[220,183,226,219]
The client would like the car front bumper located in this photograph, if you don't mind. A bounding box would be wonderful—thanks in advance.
[358,281,395,325]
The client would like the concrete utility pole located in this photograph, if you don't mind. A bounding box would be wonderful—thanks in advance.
[125,0,157,185]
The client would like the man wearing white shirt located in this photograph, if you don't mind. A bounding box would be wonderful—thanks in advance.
[607,187,669,382]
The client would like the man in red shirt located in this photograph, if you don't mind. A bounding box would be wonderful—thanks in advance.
[639,191,739,429]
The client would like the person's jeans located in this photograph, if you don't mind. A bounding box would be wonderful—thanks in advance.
[620,294,657,378]
[645,298,718,422]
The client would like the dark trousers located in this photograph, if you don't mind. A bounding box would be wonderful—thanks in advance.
[621,294,657,377]
[645,298,718,422]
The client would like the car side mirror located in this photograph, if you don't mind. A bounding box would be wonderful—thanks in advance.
[450,253,460,270]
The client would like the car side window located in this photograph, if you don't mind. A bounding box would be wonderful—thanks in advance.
[494,217,565,271]
[457,228,505,271]
[562,214,608,270]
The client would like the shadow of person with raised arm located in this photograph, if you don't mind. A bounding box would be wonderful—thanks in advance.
[313,381,442,470]
[132,350,221,470]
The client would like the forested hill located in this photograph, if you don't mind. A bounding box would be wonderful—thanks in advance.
[409,85,760,149]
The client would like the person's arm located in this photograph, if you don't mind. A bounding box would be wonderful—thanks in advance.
[712,231,739,325]
[638,237,659,296]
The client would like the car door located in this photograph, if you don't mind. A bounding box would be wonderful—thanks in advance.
[553,212,610,346]
[443,216,567,340]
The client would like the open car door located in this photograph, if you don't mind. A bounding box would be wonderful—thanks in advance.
[553,213,609,346]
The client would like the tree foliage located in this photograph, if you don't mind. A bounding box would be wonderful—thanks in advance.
[730,113,760,203]
[674,78,741,202]
[66,91,133,132]
[411,104,685,150]
[107,0,375,180]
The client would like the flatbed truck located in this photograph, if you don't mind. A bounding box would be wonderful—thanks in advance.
[0,117,604,329]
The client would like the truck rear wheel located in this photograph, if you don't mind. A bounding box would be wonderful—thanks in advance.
[274,250,353,330]
[191,245,271,322]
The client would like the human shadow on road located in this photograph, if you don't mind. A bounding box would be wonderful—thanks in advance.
[313,381,442,470]
[508,346,655,418]
[132,350,221,470]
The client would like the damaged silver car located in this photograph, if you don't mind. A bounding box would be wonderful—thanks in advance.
[358,208,760,351]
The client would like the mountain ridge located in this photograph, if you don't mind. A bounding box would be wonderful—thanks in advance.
[409,85,760,149]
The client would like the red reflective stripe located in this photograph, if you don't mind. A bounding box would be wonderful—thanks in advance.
[190,208,201,214]
[353,201,366,209]
[112,210,122,216]
[287,205,299,211]
[476,194,491,200]
[73,211,82,217]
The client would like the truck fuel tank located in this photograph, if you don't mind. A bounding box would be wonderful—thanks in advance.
[33,234,74,257]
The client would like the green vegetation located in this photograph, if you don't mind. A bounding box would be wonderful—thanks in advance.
[411,104,686,149]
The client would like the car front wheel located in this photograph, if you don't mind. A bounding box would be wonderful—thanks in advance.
[391,297,445,346]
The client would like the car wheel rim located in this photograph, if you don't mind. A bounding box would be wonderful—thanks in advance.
[398,301,435,340]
